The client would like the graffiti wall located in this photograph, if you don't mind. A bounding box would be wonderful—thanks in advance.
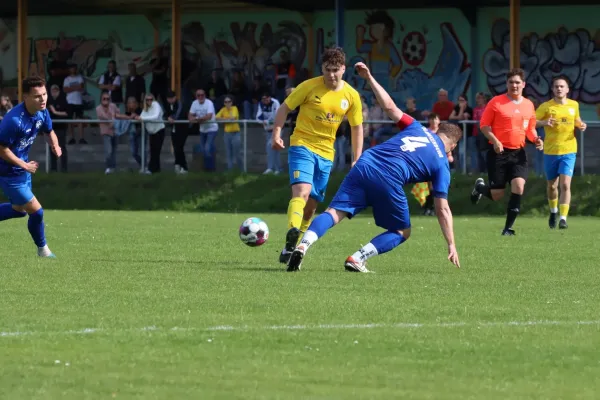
[479,6,600,119]
[314,9,472,112]
[0,12,308,109]
[0,7,599,119]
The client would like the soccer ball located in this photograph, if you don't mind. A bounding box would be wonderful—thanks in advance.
[239,217,269,247]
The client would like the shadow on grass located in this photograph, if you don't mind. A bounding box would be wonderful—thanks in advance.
[4,172,600,217]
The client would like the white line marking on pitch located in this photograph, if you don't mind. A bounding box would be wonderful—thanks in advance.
[1,320,599,338]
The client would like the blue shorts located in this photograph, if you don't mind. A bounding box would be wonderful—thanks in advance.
[0,173,34,206]
[329,164,410,231]
[544,153,576,180]
[288,145,333,202]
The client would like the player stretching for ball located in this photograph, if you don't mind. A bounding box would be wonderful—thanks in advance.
[470,68,543,236]
[0,76,62,257]
[286,62,461,273]
[535,76,587,230]
[271,47,364,264]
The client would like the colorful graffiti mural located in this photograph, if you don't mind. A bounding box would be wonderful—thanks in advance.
[0,16,307,107]
[315,10,471,112]
[180,20,306,93]
[483,18,600,105]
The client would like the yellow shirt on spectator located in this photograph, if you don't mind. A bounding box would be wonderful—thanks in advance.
[216,106,241,133]
[284,77,363,161]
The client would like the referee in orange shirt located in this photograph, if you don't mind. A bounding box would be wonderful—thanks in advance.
[470,68,544,235]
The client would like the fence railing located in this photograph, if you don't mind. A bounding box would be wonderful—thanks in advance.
[45,119,599,175]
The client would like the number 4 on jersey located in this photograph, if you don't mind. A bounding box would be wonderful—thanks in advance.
[400,136,430,152]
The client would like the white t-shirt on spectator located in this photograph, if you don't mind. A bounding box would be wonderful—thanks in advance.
[63,75,84,105]
[189,99,218,133]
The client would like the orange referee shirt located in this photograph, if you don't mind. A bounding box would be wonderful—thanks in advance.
[479,94,538,149]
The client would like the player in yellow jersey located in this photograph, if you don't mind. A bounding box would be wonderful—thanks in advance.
[271,47,364,264]
[535,76,587,229]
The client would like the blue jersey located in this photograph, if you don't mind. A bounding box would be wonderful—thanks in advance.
[0,103,52,176]
[358,118,451,198]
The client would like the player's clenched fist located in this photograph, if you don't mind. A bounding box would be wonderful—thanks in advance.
[271,135,285,150]
[354,62,371,79]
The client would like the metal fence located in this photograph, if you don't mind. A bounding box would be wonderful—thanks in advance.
[45,119,599,175]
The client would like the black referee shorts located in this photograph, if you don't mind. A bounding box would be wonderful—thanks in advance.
[486,147,528,189]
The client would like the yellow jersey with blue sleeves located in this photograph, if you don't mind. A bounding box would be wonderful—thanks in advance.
[535,99,579,155]
[284,77,363,161]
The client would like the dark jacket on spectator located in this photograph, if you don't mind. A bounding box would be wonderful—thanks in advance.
[163,100,183,133]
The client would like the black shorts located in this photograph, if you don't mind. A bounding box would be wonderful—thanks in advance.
[67,104,84,119]
[487,147,528,189]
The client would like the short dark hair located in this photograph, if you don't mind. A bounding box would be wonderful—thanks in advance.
[438,122,463,143]
[506,68,525,81]
[321,47,346,67]
[428,112,440,121]
[552,75,570,87]
[22,76,46,94]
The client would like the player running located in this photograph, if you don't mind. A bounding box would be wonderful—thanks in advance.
[271,47,364,264]
[535,75,587,230]
[470,68,543,236]
[286,62,462,273]
[0,76,62,258]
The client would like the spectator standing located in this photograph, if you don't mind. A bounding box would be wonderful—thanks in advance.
[189,89,219,171]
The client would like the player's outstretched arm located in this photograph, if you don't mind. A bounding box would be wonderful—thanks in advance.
[434,197,460,268]
[354,62,403,123]
[271,103,290,150]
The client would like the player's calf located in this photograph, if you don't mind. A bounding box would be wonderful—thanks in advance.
[346,229,409,273]
[26,208,55,258]
[0,203,26,221]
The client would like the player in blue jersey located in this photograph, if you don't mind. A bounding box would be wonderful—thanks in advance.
[286,62,462,272]
[0,76,62,258]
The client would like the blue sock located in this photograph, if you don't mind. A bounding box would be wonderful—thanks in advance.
[27,208,47,248]
[352,230,407,262]
[0,203,26,221]
[307,212,335,238]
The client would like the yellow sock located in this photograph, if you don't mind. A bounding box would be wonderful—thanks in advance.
[548,198,558,213]
[559,204,569,219]
[297,217,314,243]
[287,197,306,230]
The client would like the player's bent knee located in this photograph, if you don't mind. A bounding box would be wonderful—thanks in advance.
[325,208,345,224]
[23,197,42,215]
[397,228,411,240]
[10,205,27,217]
[291,183,311,199]
[490,190,505,201]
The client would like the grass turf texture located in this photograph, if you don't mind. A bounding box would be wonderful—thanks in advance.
[1,211,600,399]
[4,172,600,216]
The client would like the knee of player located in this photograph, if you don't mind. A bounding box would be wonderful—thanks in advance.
[548,180,559,190]
[291,185,311,200]
[559,181,570,193]
[397,228,411,240]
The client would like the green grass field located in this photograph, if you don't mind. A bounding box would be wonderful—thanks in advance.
[1,210,600,399]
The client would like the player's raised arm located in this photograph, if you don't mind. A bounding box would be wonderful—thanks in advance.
[354,62,404,124]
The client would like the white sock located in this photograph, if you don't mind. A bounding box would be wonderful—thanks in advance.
[560,216,567,221]
[299,230,318,249]
[351,243,379,262]
[550,207,558,213]
[37,245,51,256]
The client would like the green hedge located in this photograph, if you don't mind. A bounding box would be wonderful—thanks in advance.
[2,172,599,216]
